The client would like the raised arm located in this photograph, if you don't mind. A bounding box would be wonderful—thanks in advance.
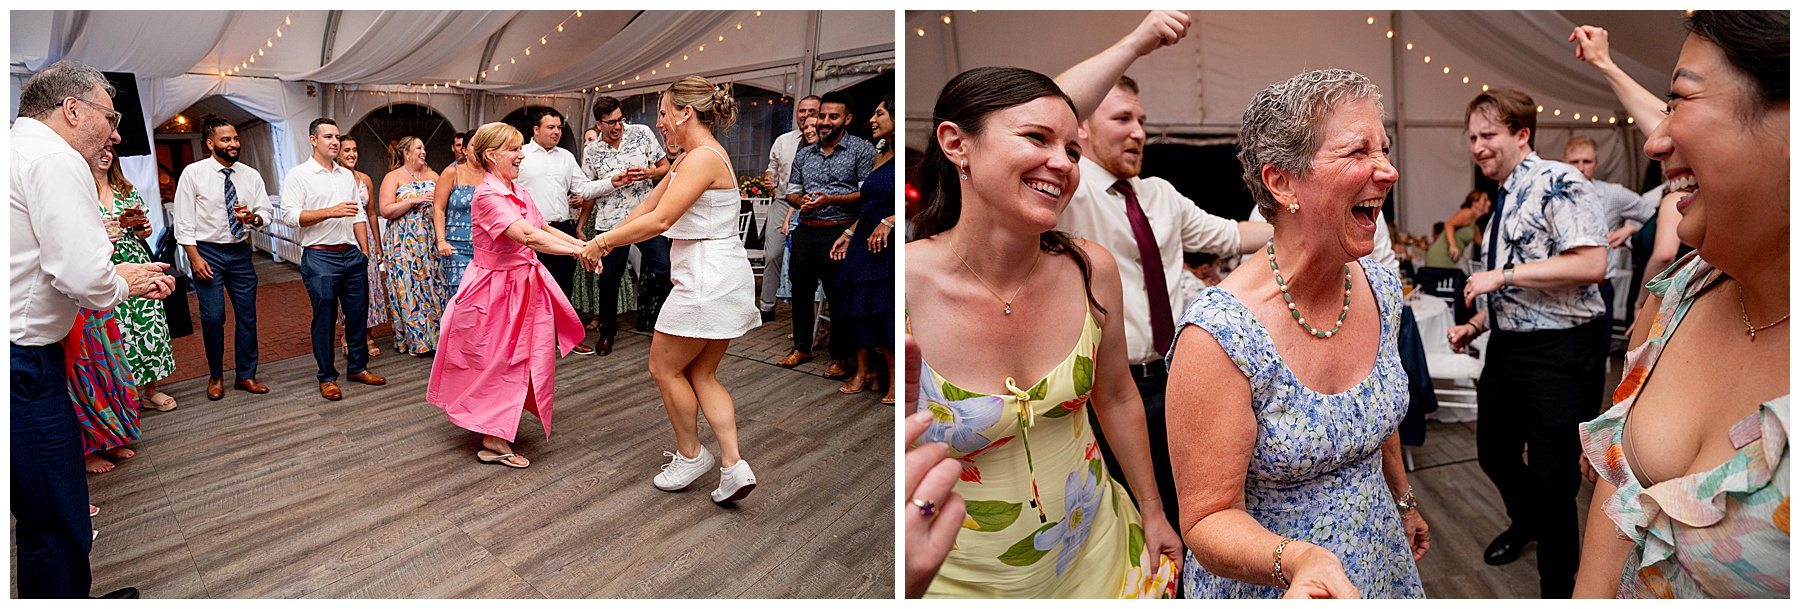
[1054,11,1191,119]
[1571,25,1666,137]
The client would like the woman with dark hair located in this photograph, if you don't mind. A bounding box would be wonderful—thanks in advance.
[1574,10,1788,598]
[339,134,385,356]
[906,64,1183,597]
[378,135,446,355]
[72,143,146,473]
[95,144,177,413]
[830,96,897,403]
[1417,189,1491,324]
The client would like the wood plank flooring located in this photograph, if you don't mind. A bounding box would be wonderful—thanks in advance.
[13,325,895,598]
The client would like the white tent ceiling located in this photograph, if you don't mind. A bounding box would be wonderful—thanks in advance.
[12,9,892,237]
[904,10,1687,237]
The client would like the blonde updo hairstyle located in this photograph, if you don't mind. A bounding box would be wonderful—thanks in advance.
[467,122,524,173]
[663,75,738,131]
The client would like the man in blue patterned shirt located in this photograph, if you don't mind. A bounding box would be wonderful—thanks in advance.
[580,96,671,356]
[1447,87,1608,598]
[777,90,875,378]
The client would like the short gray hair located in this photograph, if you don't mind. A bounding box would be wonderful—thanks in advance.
[1238,69,1383,221]
[18,60,117,120]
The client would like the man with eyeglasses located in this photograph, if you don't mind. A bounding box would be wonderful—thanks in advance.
[12,60,169,599]
[578,96,672,356]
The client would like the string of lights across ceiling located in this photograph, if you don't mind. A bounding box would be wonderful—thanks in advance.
[223,12,293,77]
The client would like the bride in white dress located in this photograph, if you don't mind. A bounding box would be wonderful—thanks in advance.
[580,75,761,504]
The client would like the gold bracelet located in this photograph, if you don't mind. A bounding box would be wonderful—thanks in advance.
[1272,538,1296,589]
[599,233,611,250]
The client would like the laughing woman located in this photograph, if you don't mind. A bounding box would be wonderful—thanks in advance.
[1163,69,1426,599]
[907,66,1183,598]
[1573,10,1789,599]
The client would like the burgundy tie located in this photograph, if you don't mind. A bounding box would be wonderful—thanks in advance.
[1114,180,1174,356]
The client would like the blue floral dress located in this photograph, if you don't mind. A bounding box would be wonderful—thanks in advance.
[443,181,475,291]
[1169,260,1423,598]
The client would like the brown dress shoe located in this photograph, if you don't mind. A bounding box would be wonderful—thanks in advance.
[570,343,595,356]
[823,360,851,379]
[595,334,614,356]
[776,350,813,367]
[319,381,343,401]
[207,377,225,401]
[345,370,386,386]
[234,379,269,394]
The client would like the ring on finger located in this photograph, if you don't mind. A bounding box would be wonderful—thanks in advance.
[910,497,936,517]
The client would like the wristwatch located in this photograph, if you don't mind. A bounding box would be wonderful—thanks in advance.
[1502,262,1516,287]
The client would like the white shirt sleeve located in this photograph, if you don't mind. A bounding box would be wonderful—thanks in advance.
[172,165,200,246]
[30,153,129,310]
[246,168,274,227]
[1167,183,1240,256]
[1370,212,1398,272]
[278,168,305,227]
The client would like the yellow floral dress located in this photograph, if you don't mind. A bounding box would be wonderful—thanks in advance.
[917,310,1177,598]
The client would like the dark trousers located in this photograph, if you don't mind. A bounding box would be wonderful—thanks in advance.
[192,241,260,380]
[788,224,848,358]
[1089,366,1180,552]
[11,343,93,598]
[1475,317,1608,598]
[596,235,671,336]
[1397,305,1438,446]
[542,220,579,301]
[300,247,370,383]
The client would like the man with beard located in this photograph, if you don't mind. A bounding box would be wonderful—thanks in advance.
[173,115,274,400]
[279,118,385,401]
[778,91,875,379]
[1051,10,1271,540]
[759,94,820,320]
[1448,87,1607,598]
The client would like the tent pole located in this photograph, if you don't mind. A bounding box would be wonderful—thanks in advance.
[800,10,819,97]
[1389,10,1408,234]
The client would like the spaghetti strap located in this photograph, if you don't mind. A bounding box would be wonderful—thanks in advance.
[695,145,732,168]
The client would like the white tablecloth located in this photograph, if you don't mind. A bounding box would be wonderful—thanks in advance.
[1408,293,1452,355]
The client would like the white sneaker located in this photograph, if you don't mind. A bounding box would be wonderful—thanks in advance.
[654,446,714,491]
[711,459,757,503]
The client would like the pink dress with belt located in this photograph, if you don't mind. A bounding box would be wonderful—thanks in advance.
[427,172,585,441]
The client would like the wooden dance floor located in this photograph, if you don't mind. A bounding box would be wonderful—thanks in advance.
[13,317,895,598]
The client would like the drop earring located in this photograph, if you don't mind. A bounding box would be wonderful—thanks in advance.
[959,160,969,180]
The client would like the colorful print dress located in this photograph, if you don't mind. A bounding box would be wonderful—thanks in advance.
[384,179,447,354]
[357,180,390,326]
[102,189,174,383]
[1579,252,1789,598]
[66,306,141,454]
[1169,260,1423,598]
[918,309,1177,598]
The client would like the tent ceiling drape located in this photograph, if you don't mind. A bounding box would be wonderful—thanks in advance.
[472,11,739,94]
[282,11,519,84]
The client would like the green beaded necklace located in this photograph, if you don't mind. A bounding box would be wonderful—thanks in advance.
[1267,241,1352,339]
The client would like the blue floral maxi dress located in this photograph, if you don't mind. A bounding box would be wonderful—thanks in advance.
[442,181,475,292]
[384,180,447,354]
[1169,260,1424,598]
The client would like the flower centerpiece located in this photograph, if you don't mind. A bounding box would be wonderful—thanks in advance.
[739,174,775,199]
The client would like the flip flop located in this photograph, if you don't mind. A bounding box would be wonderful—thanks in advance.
[143,391,177,412]
[476,450,529,469]
[90,504,100,517]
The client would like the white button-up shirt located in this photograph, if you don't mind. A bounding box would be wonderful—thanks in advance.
[278,157,364,247]
[10,117,130,345]
[519,140,606,223]
[172,155,274,245]
[764,129,804,189]
[1057,158,1241,365]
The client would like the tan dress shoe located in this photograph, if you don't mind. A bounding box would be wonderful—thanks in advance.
[822,360,851,380]
[207,377,225,401]
[319,382,343,401]
[776,350,813,367]
[345,370,386,386]
[234,379,269,394]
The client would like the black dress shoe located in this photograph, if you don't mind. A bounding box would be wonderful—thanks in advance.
[1484,528,1534,565]
[595,334,614,356]
[95,587,140,598]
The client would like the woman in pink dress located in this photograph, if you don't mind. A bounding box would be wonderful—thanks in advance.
[427,122,593,468]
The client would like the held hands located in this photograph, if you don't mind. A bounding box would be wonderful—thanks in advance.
[1280,543,1360,599]
[1125,10,1191,57]
[577,234,611,269]
[1569,25,1616,71]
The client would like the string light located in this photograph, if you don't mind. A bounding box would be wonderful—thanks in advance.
[1386,30,1394,39]
[1462,76,1469,84]
[944,15,953,24]
[916,28,925,36]
[225,11,292,75]
[1366,16,1375,25]
[1369,18,1612,125]
[1423,55,1431,63]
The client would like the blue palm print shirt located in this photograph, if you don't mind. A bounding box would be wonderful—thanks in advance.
[1480,152,1608,331]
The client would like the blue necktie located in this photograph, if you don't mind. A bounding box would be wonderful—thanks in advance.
[223,167,244,240]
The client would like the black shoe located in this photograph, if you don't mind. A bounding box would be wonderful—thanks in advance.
[760,309,777,322]
[1483,527,1533,565]
[95,587,140,599]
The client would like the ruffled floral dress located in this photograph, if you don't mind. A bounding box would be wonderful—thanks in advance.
[917,309,1177,598]
[102,189,174,383]
[1579,252,1789,598]
[1168,260,1423,598]
[384,179,447,354]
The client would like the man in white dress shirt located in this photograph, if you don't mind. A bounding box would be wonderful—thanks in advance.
[173,115,274,401]
[1561,135,1656,325]
[11,60,171,599]
[279,118,385,401]
[1053,12,1272,539]
[758,94,820,319]
[517,107,609,354]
